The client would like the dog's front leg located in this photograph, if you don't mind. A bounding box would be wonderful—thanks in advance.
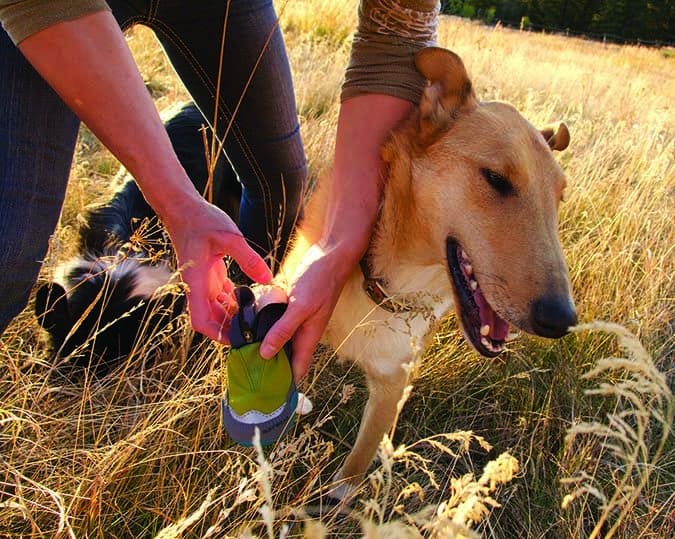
[329,365,409,500]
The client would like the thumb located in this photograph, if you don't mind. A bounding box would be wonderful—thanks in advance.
[260,304,305,359]
[217,230,272,284]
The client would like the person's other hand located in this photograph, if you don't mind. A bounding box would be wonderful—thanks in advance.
[258,95,414,380]
[165,197,272,343]
[259,244,351,382]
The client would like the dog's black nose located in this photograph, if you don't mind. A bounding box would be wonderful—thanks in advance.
[530,296,577,338]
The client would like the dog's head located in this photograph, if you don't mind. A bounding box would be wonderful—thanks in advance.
[35,256,183,373]
[384,47,576,357]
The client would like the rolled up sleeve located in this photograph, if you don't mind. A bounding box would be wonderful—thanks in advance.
[0,0,110,45]
[341,0,440,104]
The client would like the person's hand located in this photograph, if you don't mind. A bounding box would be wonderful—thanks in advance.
[259,244,353,382]
[164,197,272,343]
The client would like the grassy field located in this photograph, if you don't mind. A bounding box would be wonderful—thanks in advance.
[1,1,673,537]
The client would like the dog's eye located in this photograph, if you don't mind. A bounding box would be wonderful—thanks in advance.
[480,168,514,196]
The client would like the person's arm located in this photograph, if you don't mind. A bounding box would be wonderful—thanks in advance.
[259,95,412,380]
[18,10,272,341]
[260,0,439,381]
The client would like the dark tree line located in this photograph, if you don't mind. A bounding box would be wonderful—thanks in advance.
[442,1,675,44]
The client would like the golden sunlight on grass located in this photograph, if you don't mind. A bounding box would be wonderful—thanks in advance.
[0,0,672,537]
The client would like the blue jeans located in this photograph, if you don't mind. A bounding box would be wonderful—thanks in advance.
[0,0,307,336]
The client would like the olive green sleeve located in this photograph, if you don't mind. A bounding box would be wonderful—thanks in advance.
[341,0,440,105]
[0,0,111,45]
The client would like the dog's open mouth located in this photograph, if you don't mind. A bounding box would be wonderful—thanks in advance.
[446,238,510,357]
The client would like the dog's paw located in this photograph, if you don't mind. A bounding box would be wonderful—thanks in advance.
[251,283,288,310]
[327,471,358,502]
[296,392,313,415]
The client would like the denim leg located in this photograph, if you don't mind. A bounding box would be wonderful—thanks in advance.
[0,29,80,336]
[148,0,308,270]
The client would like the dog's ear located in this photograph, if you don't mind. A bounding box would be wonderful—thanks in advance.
[540,122,570,151]
[415,47,477,142]
[35,282,72,341]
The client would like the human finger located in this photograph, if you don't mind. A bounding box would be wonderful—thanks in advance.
[194,318,231,344]
[288,322,325,383]
[218,231,272,285]
[186,274,232,344]
[216,280,236,306]
[259,301,309,359]
[196,301,232,344]
[187,298,228,343]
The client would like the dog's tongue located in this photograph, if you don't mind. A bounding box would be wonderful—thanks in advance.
[474,289,510,341]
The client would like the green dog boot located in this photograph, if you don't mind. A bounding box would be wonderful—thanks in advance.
[222,286,298,446]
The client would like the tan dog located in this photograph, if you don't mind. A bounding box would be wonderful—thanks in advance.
[259,46,576,499]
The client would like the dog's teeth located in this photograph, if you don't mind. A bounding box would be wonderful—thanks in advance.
[470,280,478,290]
[461,249,468,260]
[481,337,490,348]
[464,264,473,275]
[480,324,490,336]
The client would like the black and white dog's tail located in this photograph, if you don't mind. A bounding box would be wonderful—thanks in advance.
[35,103,241,372]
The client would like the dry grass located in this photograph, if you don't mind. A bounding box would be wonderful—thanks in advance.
[0,1,673,537]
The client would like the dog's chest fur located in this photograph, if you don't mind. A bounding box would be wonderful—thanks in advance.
[322,261,453,378]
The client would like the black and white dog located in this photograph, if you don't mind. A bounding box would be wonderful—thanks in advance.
[35,104,241,372]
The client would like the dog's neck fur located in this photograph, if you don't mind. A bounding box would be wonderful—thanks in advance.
[372,121,424,273]
[315,117,454,372]
[363,116,450,309]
